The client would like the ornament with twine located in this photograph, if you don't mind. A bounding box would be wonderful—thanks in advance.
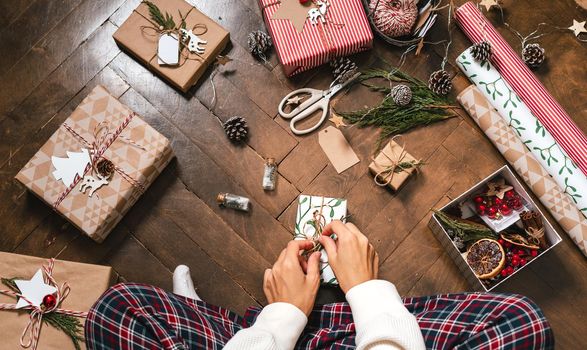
[0,259,87,350]
[368,135,424,191]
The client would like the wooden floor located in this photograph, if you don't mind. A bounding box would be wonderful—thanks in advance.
[1,0,586,347]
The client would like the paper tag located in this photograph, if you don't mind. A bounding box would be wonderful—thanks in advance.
[318,126,360,173]
[158,33,179,66]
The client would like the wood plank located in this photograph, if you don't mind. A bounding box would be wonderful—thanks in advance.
[117,88,292,263]
[126,168,271,303]
[0,0,34,29]
[109,53,299,217]
[407,252,468,297]
[109,0,141,27]
[0,0,126,117]
[0,65,128,251]
[102,234,174,292]
[0,0,83,76]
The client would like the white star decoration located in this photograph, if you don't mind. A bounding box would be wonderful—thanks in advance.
[568,19,587,37]
[15,269,57,309]
[479,0,499,11]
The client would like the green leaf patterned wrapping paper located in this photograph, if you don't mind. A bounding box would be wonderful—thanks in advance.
[456,48,587,218]
[294,195,347,285]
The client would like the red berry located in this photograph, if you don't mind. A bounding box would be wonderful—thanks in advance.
[520,259,527,266]
[512,259,519,267]
[504,241,512,248]
[42,294,57,309]
[530,250,538,257]
[299,0,310,3]
[499,203,512,215]
[501,269,508,277]
[474,196,484,204]
[507,266,514,275]
[517,249,525,256]
[494,197,502,205]
[505,190,516,199]
[476,204,487,215]
[498,238,505,245]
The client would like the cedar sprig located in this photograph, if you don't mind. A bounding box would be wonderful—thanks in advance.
[338,67,458,151]
[433,210,497,244]
[1,277,85,350]
[143,1,176,30]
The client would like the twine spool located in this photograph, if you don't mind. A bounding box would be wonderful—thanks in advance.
[369,0,418,38]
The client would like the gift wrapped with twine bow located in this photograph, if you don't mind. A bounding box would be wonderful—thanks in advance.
[0,252,114,350]
[258,0,373,76]
[15,85,173,242]
[113,0,229,92]
[368,135,423,191]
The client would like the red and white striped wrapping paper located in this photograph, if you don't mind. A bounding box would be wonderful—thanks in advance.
[455,2,587,176]
[258,0,373,76]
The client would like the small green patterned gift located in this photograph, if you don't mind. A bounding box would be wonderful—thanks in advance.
[294,195,347,285]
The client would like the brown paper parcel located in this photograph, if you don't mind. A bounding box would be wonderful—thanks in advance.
[15,85,174,242]
[113,0,230,92]
[369,140,417,191]
[0,252,115,350]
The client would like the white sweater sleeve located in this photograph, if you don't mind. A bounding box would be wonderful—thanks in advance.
[223,302,307,350]
[346,280,426,350]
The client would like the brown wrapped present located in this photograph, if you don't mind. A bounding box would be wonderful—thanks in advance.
[0,252,115,350]
[15,85,174,242]
[113,0,230,92]
[368,136,422,191]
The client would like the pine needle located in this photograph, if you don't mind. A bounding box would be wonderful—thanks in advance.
[337,67,458,151]
[143,1,176,30]
[433,210,497,243]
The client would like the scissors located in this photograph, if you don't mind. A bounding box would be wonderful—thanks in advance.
[278,72,360,135]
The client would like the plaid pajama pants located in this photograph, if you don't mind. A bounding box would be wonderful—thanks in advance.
[85,283,554,350]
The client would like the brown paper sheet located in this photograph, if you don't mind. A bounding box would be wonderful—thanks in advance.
[318,126,360,173]
[112,0,230,92]
[368,140,416,191]
[0,252,114,350]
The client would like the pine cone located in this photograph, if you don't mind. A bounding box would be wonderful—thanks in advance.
[522,43,545,69]
[470,40,491,62]
[247,30,272,59]
[330,57,358,84]
[96,158,115,179]
[223,116,248,142]
[428,70,452,96]
[390,84,412,106]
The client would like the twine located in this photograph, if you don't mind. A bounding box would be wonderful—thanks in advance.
[372,135,422,187]
[526,227,545,246]
[0,259,88,350]
[53,113,145,209]
[301,196,327,255]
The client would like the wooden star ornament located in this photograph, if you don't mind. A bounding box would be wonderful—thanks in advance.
[286,95,304,106]
[479,0,499,11]
[568,19,587,37]
[329,113,347,128]
[485,179,513,199]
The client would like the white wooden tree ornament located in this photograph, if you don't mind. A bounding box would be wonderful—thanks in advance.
[180,28,207,54]
[51,148,91,187]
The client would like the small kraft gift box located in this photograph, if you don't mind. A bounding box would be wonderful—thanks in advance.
[15,85,174,243]
[0,252,115,350]
[258,0,373,76]
[113,0,230,92]
[294,195,347,285]
[428,166,562,291]
[368,137,422,191]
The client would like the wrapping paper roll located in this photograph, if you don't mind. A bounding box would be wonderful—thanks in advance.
[456,48,587,219]
[455,2,587,175]
[457,85,587,257]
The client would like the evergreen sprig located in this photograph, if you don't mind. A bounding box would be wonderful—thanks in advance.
[1,277,85,350]
[143,1,176,30]
[433,210,497,244]
[338,67,458,150]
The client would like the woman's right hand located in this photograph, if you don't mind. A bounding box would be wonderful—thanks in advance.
[318,221,379,294]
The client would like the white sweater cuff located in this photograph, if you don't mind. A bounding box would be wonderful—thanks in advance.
[251,302,308,350]
[346,280,405,328]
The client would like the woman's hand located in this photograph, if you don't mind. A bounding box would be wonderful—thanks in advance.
[318,221,379,294]
[264,240,321,316]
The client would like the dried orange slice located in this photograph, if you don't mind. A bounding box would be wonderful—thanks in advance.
[466,239,506,280]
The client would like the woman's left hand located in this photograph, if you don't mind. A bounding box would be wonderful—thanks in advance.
[264,240,321,316]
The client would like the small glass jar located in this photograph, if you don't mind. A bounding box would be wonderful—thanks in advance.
[217,193,250,212]
[262,158,277,191]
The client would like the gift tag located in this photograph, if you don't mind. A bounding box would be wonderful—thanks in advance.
[158,33,179,66]
[318,126,359,173]
[51,148,91,187]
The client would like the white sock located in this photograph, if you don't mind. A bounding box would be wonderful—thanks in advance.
[173,265,201,301]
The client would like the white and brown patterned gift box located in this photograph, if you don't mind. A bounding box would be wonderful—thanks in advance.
[15,85,174,242]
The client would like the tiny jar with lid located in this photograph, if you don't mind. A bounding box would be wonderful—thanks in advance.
[262,158,277,191]
[217,193,250,212]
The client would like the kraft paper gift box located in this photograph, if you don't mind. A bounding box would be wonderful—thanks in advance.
[113,0,230,92]
[294,195,347,285]
[428,166,562,292]
[368,139,418,191]
[15,85,174,242]
[0,252,115,350]
[258,0,373,76]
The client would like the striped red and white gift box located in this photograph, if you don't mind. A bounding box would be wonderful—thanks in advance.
[455,1,587,176]
[259,0,373,76]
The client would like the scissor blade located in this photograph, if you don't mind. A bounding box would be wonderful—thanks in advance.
[324,72,361,98]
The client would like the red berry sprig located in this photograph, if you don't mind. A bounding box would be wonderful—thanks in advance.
[497,240,540,278]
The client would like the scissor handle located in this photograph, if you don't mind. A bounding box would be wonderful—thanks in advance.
[278,88,324,119]
[289,98,329,135]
